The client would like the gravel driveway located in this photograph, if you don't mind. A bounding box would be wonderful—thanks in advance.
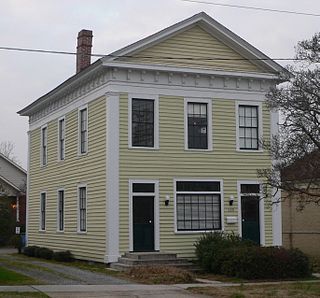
[0,252,131,285]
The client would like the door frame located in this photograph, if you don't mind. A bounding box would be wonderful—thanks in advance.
[237,180,265,245]
[129,179,159,252]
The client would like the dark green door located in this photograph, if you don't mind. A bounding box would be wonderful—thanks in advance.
[133,196,154,251]
[241,196,260,244]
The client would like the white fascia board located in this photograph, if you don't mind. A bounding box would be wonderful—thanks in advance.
[103,62,279,80]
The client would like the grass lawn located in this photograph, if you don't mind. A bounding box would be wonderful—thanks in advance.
[189,282,320,298]
[0,293,48,298]
[0,266,37,285]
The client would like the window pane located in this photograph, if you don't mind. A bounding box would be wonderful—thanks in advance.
[241,184,260,194]
[132,99,154,147]
[177,181,220,192]
[176,192,221,231]
[239,105,259,150]
[187,102,208,149]
[133,183,155,193]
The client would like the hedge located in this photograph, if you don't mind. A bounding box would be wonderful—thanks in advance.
[23,246,73,262]
[195,232,311,279]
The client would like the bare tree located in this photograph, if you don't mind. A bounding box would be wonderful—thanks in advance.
[258,32,320,207]
[0,141,19,164]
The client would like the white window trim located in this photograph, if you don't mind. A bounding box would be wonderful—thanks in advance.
[39,191,46,232]
[57,116,65,162]
[128,179,160,252]
[56,188,65,233]
[77,184,87,233]
[184,98,213,151]
[128,93,159,150]
[237,180,265,246]
[174,178,224,234]
[40,124,48,167]
[78,105,88,156]
[235,101,263,152]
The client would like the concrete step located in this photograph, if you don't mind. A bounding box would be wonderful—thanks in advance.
[118,257,189,266]
[123,252,177,260]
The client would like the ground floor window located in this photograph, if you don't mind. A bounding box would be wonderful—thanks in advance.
[175,180,222,231]
[40,192,46,231]
[78,186,87,232]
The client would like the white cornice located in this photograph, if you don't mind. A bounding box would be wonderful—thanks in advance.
[26,62,276,126]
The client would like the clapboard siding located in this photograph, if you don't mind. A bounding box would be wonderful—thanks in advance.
[28,97,106,262]
[119,93,272,258]
[119,25,265,73]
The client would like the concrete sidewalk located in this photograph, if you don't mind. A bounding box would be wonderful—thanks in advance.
[1,280,320,297]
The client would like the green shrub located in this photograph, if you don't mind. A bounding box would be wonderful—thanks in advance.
[195,232,311,279]
[53,250,73,262]
[23,245,40,257]
[37,247,53,260]
[194,232,256,273]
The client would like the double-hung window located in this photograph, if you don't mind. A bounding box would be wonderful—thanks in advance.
[78,186,87,232]
[41,126,48,166]
[238,105,259,150]
[185,99,212,150]
[57,190,64,231]
[58,118,65,160]
[79,107,88,154]
[131,98,155,148]
[40,192,46,231]
[176,180,222,232]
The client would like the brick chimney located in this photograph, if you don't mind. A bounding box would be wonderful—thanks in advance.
[76,29,93,73]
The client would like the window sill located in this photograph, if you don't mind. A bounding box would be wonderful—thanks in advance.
[175,229,222,235]
[236,149,264,153]
[128,146,159,150]
[184,148,213,152]
[77,231,87,235]
[56,230,64,233]
[77,152,88,157]
[38,230,46,233]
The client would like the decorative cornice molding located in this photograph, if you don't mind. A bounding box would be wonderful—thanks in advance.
[28,63,275,125]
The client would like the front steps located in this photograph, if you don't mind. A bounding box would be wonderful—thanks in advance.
[110,251,196,271]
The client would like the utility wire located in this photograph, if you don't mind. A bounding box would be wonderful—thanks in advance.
[0,46,303,61]
[181,0,320,17]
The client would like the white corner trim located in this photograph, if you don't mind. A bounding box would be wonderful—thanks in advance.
[77,183,87,233]
[105,93,120,263]
[128,179,160,252]
[235,101,263,152]
[78,105,89,156]
[128,93,159,150]
[237,180,265,246]
[270,110,282,246]
[184,98,213,151]
[26,131,30,245]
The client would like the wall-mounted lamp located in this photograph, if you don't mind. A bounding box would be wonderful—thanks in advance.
[229,195,234,206]
[165,195,170,206]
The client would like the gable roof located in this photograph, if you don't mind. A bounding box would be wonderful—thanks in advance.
[103,12,286,74]
[18,12,286,117]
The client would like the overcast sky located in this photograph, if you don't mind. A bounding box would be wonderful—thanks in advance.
[1,0,319,169]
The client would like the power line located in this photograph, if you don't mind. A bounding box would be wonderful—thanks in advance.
[0,46,303,61]
[181,0,320,17]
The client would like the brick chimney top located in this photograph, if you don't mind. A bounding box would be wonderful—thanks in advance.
[76,29,93,73]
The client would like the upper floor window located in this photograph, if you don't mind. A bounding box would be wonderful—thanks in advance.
[58,118,65,160]
[40,192,46,231]
[41,126,48,166]
[185,99,212,150]
[131,98,158,148]
[79,107,88,154]
[57,189,64,232]
[78,186,87,232]
[238,105,259,150]
[175,180,222,232]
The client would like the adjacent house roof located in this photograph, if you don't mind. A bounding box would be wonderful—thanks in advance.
[0,153,27,194]
[18,12,287,117]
